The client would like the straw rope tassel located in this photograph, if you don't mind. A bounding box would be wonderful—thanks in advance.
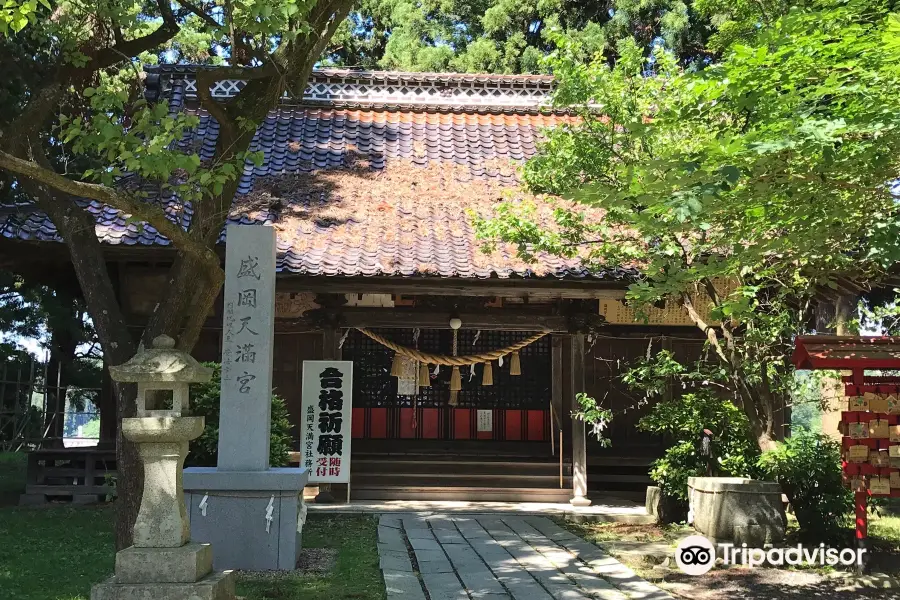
[450,366,462,391]
[482,361,493,386]
[390,352,402,376]
[510,351,521,376]
[419,362,431,387]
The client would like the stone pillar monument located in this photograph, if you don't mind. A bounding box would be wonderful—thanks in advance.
[184,224,309,571]
[92,335,236,600]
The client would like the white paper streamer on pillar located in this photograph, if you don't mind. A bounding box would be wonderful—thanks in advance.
[338,329,350,349]
[468,364,476,382]
[199,494,209,517]
[265,495,275,533]
[473,330,481,345]
[498,355,504,367]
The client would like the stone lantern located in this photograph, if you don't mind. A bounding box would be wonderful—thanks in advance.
[92,335,236,600]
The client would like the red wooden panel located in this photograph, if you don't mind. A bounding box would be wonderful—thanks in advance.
[351,408,365,439]
[476,429,492,440]
[421,408,440,439]
[453,409,471,440]
[399,408,416,439]
[526,410,545,441]
[505,410,523,441]
[369,408,387,439]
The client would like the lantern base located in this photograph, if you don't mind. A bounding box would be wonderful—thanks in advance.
[91,570,235,600]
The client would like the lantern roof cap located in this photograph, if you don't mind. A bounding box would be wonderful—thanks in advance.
[108,335,212,384]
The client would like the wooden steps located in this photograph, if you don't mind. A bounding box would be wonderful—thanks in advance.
[19,448,116,505]
[350,452,573,503]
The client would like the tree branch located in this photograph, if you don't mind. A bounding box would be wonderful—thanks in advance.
[91,0,180,70]
[0,149,221,271]
[174,0,221,29]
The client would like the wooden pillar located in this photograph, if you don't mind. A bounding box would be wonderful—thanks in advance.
[570,333,591,506]
[322,328,341,361]
[551,336,563,455]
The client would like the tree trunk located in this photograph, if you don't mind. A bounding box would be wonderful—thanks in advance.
[26,184,139,549]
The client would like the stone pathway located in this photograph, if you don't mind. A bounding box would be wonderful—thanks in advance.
[377,514,674,600]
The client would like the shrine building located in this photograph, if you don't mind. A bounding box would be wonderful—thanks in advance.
[0,67,708,504]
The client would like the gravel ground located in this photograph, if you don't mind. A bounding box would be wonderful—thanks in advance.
[660,567,900,600]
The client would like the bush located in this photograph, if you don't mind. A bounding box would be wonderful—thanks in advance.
[638,391,761,501]
[758,429,852,542]
[186,362,292,468]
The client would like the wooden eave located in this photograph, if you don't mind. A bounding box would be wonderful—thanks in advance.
[792,335,900,370]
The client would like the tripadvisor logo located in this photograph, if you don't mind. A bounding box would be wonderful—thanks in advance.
[675,535,867,575]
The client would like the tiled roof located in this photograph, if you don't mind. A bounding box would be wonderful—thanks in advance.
[0,69,625,281]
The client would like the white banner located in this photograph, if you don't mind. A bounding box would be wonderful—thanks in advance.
[300,360,353,483]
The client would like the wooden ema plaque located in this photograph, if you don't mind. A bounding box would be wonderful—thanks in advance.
[870,476,891,496]
[848,445,870,463]
[848,422,869,439]
[841,384,900,499]
[871,395,890,414]
[871,449,890,468]
[849,396,870,411]
[871,419,890,438]
[889,395,900,415]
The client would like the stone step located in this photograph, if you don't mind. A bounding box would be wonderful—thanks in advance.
[351,484,575,503]
[352,472,573,487]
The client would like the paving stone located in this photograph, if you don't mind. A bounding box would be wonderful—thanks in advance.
[456,567,508,598]
[443,544,490,570]
[383,569,426,600]
[418,559,456,574]
[494,572,555,600]
[380,554,414,572]
[409,537,442,551]
[380,515,403,529]
[402,516,431,530]
[523,517,672,600]
[406,528,438,540]
[413,548,448,563]
[379,526,408,550]
[434,530,466,544]
[421,572,468,600]
[378,545,410,559]
[428,517,458,531]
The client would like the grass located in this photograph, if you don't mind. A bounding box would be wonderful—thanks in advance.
[0,505,115,600]
[560,519,690,546]
[0,451,26,493]
[0,501,384,600]
[238,515,385,600]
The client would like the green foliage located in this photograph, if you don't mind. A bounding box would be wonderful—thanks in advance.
[477,0,900,448]
[187,363,292,468]
[572,392,612,447]
[758,430,852,542]
[631,351,760,499]
[324,0,722,73]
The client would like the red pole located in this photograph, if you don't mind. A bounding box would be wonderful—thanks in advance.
[855,491,868,539]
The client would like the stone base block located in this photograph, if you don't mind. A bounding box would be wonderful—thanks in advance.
[91,570,235,600]
[688,477,786,546]
[115,543,212,583]
[184,467,309,571]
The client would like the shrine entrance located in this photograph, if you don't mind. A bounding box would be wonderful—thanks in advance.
[343,328,553,444]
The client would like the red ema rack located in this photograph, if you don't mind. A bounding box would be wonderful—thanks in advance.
[793,336,900,543]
